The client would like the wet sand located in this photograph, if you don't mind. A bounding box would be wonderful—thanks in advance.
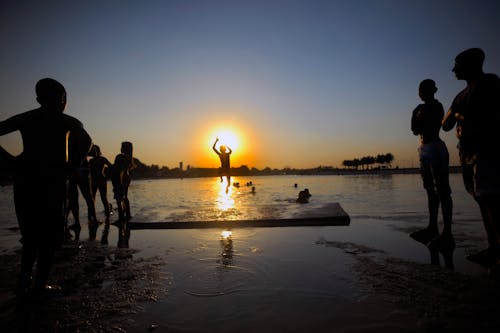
[1,217,500,333]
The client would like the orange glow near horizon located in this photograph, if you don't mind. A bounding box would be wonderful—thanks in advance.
[189,119,258,168]
[211,128,240,152]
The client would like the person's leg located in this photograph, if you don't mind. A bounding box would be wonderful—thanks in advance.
[33,245,57,290]
[13,179,37,295]
[476,195,500,250]
[433,143,453,236]
[98,181,111,218]
[17,242,36,295]
[123,176,131,219]
[411,156,439,243]
[78,170,97,222]
[466,160,500,266]
[427,144,455,251]
[426,188,440,234]
[33,181,66,291]
[67,177,80,226]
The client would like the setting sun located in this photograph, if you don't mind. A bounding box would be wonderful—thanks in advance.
[189,116,258,168]
[214,129,239,151]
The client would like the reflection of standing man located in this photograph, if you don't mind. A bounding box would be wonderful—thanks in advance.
[442,48,500,268]
[212,137,232,186]
[410,79,453,251]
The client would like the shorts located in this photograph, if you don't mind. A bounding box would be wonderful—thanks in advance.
[418,141,451,196]
[464,158,500,197]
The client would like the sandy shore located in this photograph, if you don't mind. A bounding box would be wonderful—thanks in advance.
[1,218,500,333]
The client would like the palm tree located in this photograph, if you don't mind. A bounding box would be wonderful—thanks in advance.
[384,153,394,168]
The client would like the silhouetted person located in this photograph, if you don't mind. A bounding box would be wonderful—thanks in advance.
[0,78,92,296]
[442,48,500,268]
[296,188,311,203]
[212,137,232,188]
[89,144,113,220]
[410,79,454,251]
[111,141,134,222]
[65,150,99,231]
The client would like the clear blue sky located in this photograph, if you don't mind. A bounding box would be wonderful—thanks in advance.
[1,0,499,168]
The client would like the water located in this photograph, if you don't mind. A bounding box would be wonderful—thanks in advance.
[0,174,489,332]
[0,173,478,227]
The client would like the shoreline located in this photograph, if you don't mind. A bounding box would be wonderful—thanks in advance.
[0,166,463,186]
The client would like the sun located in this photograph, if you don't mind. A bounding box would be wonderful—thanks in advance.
[214,129,239,151]
[195,121,256,168]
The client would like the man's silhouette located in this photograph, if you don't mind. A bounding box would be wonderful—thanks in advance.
[443,48,500,268]
[0,78,92,296]
[212,137,232,187]
[410,79,453,251]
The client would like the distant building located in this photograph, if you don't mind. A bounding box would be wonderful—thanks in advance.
[179,161,183,171]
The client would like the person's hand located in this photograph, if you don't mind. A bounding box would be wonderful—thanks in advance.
[215,137,219,143]
[455,113,464,121]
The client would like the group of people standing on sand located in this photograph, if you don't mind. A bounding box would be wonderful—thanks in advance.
[65,141,134,234]
[0,78,134,297]
[410,48,500,271]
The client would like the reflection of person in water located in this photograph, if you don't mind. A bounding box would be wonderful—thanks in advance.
[429,246,454,269]
[212,137,232,186]
[0,78,92,296]
[111,141,134,222]
[410,79,454,251]
[220,230,233,266]
[443,48,500,268]
[89,144,113,221]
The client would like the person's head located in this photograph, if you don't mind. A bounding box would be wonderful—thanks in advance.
[35,78,67,113]
[121,141,133,157]
[418,79,437,101]
[453,48,485,80]
[220,145,227,153]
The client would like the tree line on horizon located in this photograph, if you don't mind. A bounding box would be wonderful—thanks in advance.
[0,153,397,185]
[342,153,394,170]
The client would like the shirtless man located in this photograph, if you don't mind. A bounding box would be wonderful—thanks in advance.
[89,144,113,220]
[212,137,232,187]
[111,141,134,222]
[442,48,500,268]
[410,79,453,251]
[0,78,92,296]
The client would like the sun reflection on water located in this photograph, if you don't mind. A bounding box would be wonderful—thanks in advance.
[220,230,232,239]
[216,179,235,211]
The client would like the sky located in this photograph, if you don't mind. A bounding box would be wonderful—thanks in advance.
[1,0,499,169]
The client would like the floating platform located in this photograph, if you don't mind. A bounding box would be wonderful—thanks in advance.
[129,203,350,230]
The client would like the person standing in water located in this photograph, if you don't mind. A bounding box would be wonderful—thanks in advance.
[410,79,454,251]
[212,137,232,187]
[0,78,92,296]
[443,48,500,268]
[89,144,113,221]
[111,141,134,222]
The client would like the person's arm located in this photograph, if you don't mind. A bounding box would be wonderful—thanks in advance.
[227,146,232,154]
[411,105,422,136]
[67,126,92,168]
[442,108,457,132]
[212,138,220,154]
[0,114,21,136]
[0,145,16,170]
